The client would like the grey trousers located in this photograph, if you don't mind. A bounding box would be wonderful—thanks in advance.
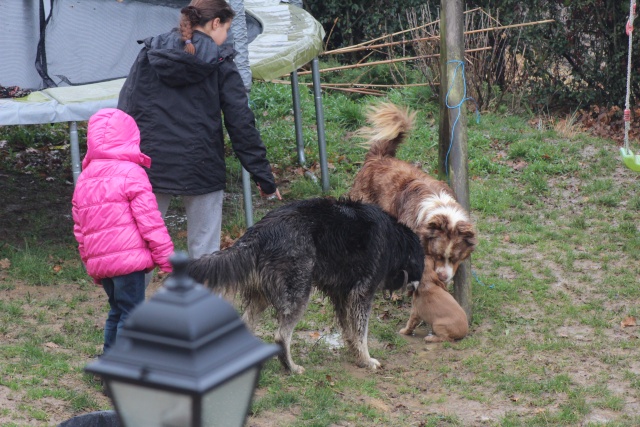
[145,190,224,286]
[155,191,224,258]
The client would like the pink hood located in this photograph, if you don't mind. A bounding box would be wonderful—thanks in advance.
[82,108,151,170]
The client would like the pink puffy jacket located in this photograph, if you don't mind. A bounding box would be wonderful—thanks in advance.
[72,108,173,283]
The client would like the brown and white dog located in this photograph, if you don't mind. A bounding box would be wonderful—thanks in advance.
[349,102,477,289]
[399,269,468,342]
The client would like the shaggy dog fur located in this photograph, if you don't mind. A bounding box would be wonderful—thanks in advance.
[187,197,424,374]
[349,103,477,289]
[399,269,468,342]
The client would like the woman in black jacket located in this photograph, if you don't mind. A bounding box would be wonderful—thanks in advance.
[118,0,281,259]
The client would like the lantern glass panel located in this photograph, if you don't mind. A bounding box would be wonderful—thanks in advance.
[202,367,259,427]
[109,381,192,427]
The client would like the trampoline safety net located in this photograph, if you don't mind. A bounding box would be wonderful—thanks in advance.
[0,0,323,126]
[0,0,189,91]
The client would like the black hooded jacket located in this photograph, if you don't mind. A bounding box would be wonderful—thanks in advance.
[118,29,276,196]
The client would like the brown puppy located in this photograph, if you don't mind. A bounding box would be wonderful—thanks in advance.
[399,269,468,342]
[349,102,477,289]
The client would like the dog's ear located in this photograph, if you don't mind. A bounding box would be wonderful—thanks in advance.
[456,221,478,248]
[423,214,448,238]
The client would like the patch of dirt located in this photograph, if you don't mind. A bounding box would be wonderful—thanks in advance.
[0,171,75,246]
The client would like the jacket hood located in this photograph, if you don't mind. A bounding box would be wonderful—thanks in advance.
[144,30,233,87]
[82,108,151,170]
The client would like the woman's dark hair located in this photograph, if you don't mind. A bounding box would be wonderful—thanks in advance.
[179,0,235,54]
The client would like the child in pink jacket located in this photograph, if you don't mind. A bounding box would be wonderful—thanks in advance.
[72,108,174,354]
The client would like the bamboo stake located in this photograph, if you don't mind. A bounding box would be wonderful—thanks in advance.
[324,17,339,52]
[271,80,437,88]
[464,19,555,37]
[323,19,555,56]
[324,7,483,55]
[323,87,386,95]
[271,82,384,95]
[297,47,492,76]
[317,82,435,88]
[326,36,441,55]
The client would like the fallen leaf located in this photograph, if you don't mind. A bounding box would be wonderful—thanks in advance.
[220,234,236,249]
[45,342,60,349]
[0,258,10,269]
[510,395,520,402]
[513,160,528,171]
[325,375,334,386]
[621,316,637,328]
[309,331,321,340]
[52,265,62,273]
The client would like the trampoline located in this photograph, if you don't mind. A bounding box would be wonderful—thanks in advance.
[0,0,327,221]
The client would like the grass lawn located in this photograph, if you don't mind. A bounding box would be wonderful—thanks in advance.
[1,81,639,426]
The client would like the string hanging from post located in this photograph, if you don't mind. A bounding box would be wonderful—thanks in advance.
[444,59,481,179]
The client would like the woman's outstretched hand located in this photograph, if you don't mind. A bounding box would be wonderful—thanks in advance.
[258,184,282,200]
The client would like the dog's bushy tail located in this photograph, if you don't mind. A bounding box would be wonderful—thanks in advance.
[357,103,416,159]
[187,245,257,295]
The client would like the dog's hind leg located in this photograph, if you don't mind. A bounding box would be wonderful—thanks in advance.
[272,282,313,375]
[334,292,381,370]
[424,333,453,343]
[274,306,308,374]
[241,296,269,331]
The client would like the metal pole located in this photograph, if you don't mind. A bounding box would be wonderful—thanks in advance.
[69,121,81,185]
[229,0,255,228]
[439,0,472,322]
[241,167,254,227]
[311,57,329,192]
[290,70,306,165]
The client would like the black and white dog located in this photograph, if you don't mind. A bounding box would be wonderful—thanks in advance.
[187,197,424,374]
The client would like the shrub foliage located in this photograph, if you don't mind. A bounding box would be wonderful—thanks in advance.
[305,0,639,108]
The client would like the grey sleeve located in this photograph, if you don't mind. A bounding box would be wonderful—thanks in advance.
[228,0,252,92]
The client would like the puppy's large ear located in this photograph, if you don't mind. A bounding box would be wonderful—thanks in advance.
[456,220,478,248]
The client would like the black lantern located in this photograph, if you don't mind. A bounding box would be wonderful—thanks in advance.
[85,252,280,427]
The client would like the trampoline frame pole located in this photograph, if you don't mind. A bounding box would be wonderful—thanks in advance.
[290,70,306,166]
[311,57,329,192]
[241,167,254,227]
[69,121,81,185]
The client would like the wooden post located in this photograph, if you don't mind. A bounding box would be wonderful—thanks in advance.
[437,5,450,182]
[438,0,472,323]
